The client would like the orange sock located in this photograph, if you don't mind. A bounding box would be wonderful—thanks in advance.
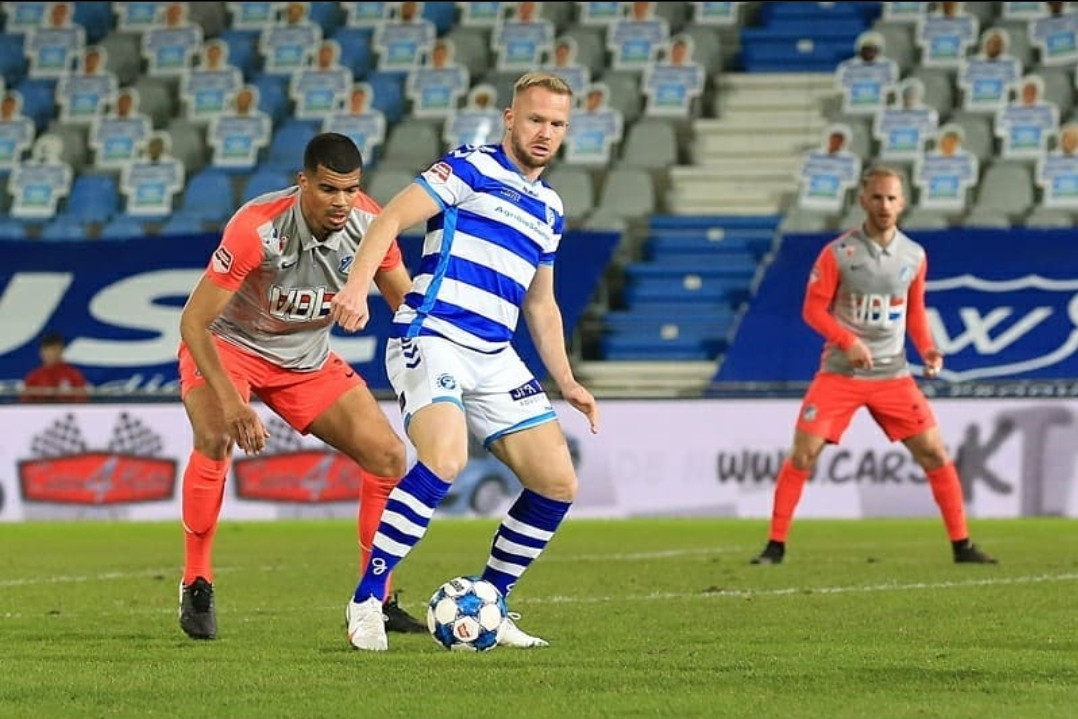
[358,470,399,601]
[769,459,811,542]
[926,462,969,541]
[182,450,229,585]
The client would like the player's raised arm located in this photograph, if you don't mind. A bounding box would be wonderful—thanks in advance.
[331,183,440,332]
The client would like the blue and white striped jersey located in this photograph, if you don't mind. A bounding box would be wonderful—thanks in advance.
[393,143,566,352]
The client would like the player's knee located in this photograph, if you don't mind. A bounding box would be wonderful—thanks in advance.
[420,452,469,482]
[191,428,231,459]
[363,437,408,478]
[541,473,577,502]
[788,450,818,472]
[915,445,949,472]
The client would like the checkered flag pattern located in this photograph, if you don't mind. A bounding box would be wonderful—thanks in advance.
[30,413,88,457]
[107,412,164,456]
[263,416,303,454]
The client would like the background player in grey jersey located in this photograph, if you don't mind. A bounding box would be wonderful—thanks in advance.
[176,133,424,640]
[331,72,600,651]
[751,166,997,566]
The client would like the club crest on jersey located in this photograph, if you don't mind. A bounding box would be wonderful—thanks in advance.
[843,244,856,258]
[428,161,452,183]
[545,205,555,226]
[899,265,912,282]
[339,255,354,275]
[212,246,233,273]
[437,373,458,390]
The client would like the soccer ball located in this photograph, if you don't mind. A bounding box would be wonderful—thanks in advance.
[427,576,508,652]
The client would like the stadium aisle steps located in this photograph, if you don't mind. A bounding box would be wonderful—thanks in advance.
[738,1,881,73]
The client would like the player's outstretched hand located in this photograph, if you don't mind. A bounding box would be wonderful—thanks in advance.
[922,348,944,379]
[845,339,874,371]
[330,283,371,333]
[223,400,269,455]
[562,381,599,434]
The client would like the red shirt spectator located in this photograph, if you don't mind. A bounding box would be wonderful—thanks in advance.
[20,332,89,403]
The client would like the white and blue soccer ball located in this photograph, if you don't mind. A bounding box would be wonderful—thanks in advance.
[427,576,508,652]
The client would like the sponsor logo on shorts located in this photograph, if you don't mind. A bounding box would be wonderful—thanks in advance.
[212,246,233,273]
[802,404,817,422]
[437,373,458,390]
[509,379,543,402]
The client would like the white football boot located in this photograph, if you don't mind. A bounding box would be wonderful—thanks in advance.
[346,596,388,651]
[496,613,550,648]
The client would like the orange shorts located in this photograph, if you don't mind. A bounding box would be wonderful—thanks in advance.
[178,336,364,434]
[795,373,937,444]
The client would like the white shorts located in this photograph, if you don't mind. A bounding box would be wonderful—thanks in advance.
[386,336,557,447]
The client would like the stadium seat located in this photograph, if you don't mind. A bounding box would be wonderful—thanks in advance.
[131,76,178,129]
[308,1,344,35]
[912,68,955,117]
[779,208,833,234]
[619,119,679,169]
[952,114,994,162]
[73,1,115,43]
[543,166,595,226]
[99,215,148,240]
[166,119,209,175]
[1025,206,1073,228]
[0,217,28,239]
[592,167,656,223]
[40,215,88,241]
[972,162,1034,221]
[242,168,295,203]
[251,73,291,126]
[217,29,259,80]
[366,72,406,126]
[263,121,319,172]
[441,26,493,79]
[900,207,951,230]
[44,122,89,172]
[188,2,227,38]
[0,34,28,86]
[65,173,119,224]
[423,1,458,35]
[380,119,443,173]
[963,207,1011,229]
[1040,68,1074,118]
[332,28,374,77]
[181,168,236,222]
[601,71,645,125]
[872,22,915,74]
[14,78,57,133]
[559,25,605,76]
[159,211,209,235]
[364,168,416,208]
[98,31,143,85]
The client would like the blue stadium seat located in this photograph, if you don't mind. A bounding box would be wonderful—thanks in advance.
[242,167,295,203]
[600,334,719,361]
[72,1,115,43]
[0,218,29,240]
[331,27,374,77]
[263,122,319,172]
[423,1,458,35]
[181,169,236,223]
[251,73,290,126]
[159,211,209,236]
[217,29,260,80]
[65,173,119,224]
[14,78,57,132]
[623,276,743,306]
[99,215,148,240]
[0,35,27,86]
[309,1,343,35]
[366,72,406,126]
[40,215,89,241]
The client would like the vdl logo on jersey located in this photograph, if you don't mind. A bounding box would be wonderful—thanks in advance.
[268,285,336,321]
[919,275,1078,381]
[849,293,905,327]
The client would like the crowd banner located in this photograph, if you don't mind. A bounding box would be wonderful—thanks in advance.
[1,398,1075,522]
[0,230,620,394]
[719,228,1078,383]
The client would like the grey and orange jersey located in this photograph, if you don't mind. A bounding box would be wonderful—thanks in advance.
[204,186,402,370]
[809,227,927,379]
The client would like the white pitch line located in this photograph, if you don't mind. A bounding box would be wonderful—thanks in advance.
[525,572,1078,605]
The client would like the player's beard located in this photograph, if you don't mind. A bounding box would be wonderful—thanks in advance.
[510,133,552,171]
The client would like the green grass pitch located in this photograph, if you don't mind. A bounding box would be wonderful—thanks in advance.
[1,518,1075,718]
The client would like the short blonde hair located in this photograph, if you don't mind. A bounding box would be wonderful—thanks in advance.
[512,71,573,101]
[861,165,906,192]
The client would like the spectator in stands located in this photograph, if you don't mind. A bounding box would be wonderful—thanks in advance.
[375,0,436,70]
[494,0,555,69]
[57,45,119,124]
[795,124,862,214]
[120,131,185,216]
[181,40,242,121]
[143,1,203,75]
[407,38,469,116]
[443,83,505,147]
[20,331,89,403]
[1029,0,1078,66]
[9,133,73,218]
[912,122,979,212]
[995,73,1059,159]
[915,0,979,68]
[958,27,1023,114]
[643,34,705,117]
[874,77,939,161]
[751,166,997,568]
[608,0,669,68]
[0,90,35,172]
[290,39,352,118]
[543,36,590,96]
[323,83,386,164]
[282,0,311,26]
[208,84,272,169]
[25,0,84,78]
[1035,121,1078,207]
[834,31,898,117]
[565,82,623,164]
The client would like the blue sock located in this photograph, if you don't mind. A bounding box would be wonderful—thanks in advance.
[481,488,571,598]
[353,462,449,602]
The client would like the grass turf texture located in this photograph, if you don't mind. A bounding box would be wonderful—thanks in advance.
[0,518,1075,718]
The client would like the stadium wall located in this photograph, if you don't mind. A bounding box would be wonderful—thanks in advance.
[1,397,1075,522]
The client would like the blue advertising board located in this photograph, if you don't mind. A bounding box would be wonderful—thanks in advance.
[718,228,1078,383]
[0,230,619,394]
